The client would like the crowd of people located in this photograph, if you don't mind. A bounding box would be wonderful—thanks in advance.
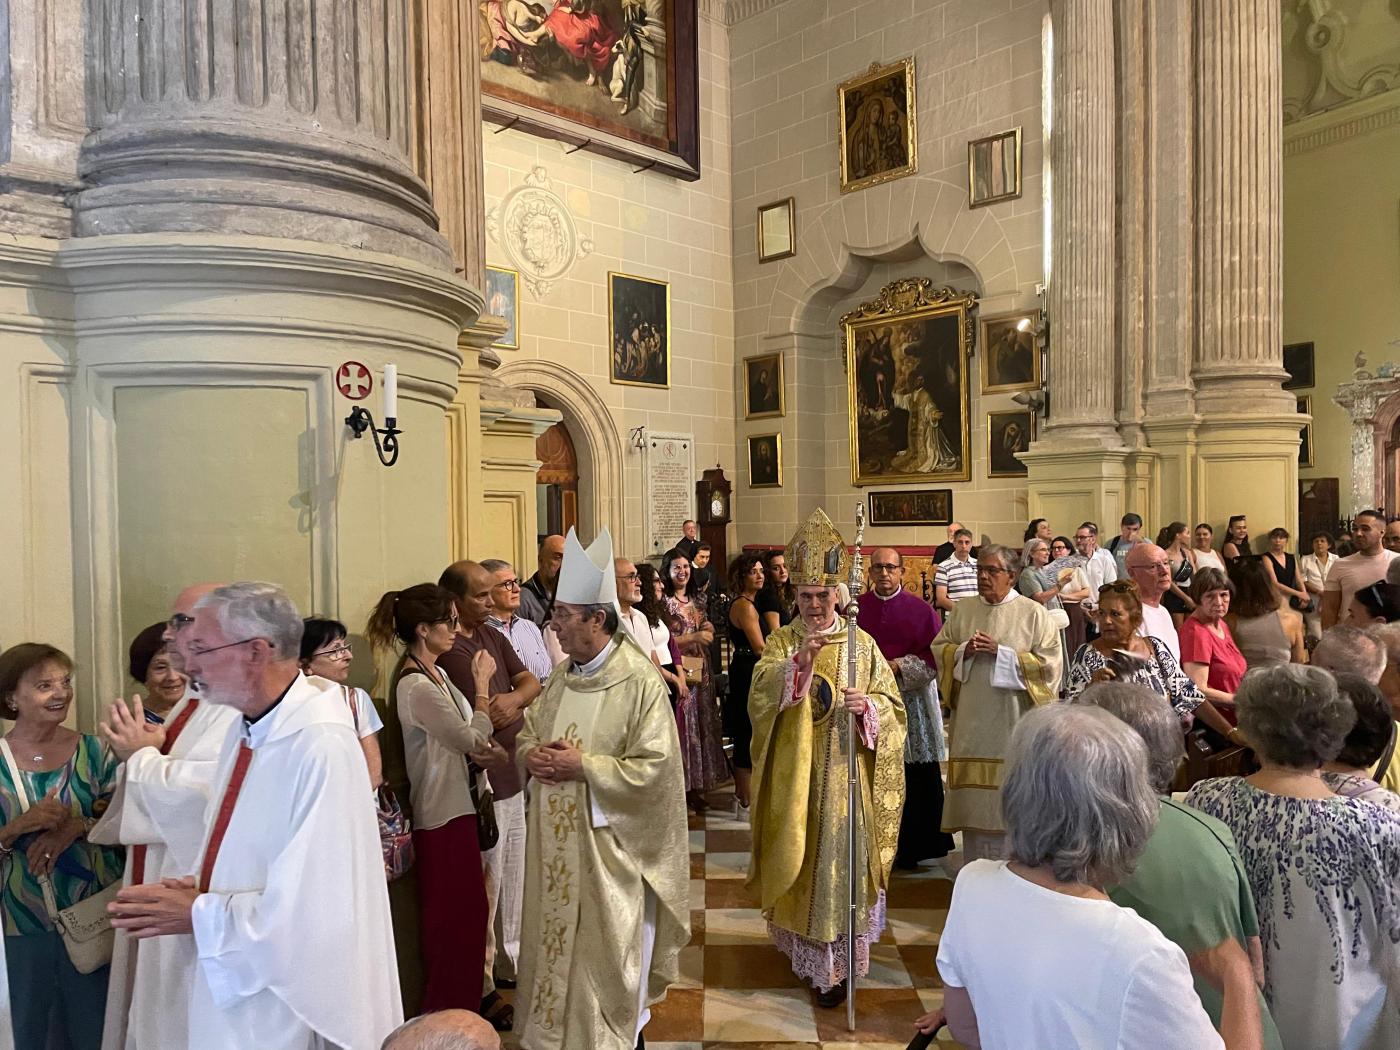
[1,507,1398,1050]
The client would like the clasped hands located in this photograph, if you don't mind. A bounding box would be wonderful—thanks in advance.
[99,695,167,762]
[3,788,84,876]
[109,876,199,939]
[966,630,1000,656]
[525,740,585,785]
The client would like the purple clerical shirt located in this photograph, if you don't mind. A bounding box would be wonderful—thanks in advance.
[856,587,941,668]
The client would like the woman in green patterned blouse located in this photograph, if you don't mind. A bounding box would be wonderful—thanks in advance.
[0,644,123,1050]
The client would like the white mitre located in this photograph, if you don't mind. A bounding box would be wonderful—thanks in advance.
[555,526,618,607]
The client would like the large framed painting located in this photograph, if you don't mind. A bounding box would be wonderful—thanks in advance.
[980,310,1039,394]
[838,57,917,194]
[480,1,701,180]
[842,278,977,486]
[608,271,669,388]
[987,409,1033,478]
[868,489,952,527]
[744,352,784,420]
[484,265,520,349]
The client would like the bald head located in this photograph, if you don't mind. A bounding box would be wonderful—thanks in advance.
[1125,542,1170,603]
[381,1010,500,1050]
[538,535,565,588]
[165,582,229,670]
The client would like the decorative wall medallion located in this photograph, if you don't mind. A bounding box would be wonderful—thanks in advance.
[486,166,594,297]
[1283,2,1400,123]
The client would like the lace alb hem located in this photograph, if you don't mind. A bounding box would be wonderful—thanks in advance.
[767,889,888,991]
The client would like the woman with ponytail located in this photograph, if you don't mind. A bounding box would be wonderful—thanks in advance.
[365,584,505,1014]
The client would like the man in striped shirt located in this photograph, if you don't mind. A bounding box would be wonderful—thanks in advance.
[935,529,979,612]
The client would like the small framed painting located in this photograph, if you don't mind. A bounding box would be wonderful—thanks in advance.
[838,58,917,194]
[744,352,784,420]
[757,197,796,263]
[484,265,519,349]
[748,433,782,488]
[968,127,1022,208]
[980,311,1039,394]
[987,409,1033,478]
[608,271,670,389]
[1298,396,1313,467]
[868,489,953,527]
[1283,342,1315,390]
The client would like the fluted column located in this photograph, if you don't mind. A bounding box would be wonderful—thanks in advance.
[1042,0,1119,447]
[76,0,451,269]
[1192,0,1290,412]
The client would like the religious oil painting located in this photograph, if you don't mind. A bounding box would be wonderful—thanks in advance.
[744,352,784,420]
[980,311,1039,394]
[757,197,795,263]
[480,1,701,179]
[837,57,917,194]
[608,271,669,388]
[1298,396,1314,468]
[868,489,953,527]
[484,265,520,349]
[987,409,1033,478]
[1284,341,1315,390]
[968,127,1022,208]
[843,278,977,486]
[748,433,782,488]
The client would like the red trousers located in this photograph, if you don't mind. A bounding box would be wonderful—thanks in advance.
[415,814,488,1012]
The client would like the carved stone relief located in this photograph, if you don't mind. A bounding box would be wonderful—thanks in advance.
[486,166,595,298]
[1283,0,1400,122]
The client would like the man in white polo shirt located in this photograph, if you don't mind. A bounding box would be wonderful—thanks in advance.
[935,529,979,612]
[1322,510,1399,630]
[1125,542,1180,664]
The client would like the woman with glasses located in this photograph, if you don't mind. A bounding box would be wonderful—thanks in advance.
[300,618,384,788]
[365,584,505,1014]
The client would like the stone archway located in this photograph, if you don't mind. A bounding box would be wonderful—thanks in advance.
[495,359,625,541]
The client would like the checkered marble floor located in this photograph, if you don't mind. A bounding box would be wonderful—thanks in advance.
[504,783,963,1049]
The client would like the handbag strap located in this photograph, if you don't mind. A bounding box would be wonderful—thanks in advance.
[131,698,201,884]
[198,744,254,893]
[342,685,361,734]
[1376,722,1398,783]
[0,738,65,925]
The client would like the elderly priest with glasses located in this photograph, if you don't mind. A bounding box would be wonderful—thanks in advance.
[515,528,690,1050]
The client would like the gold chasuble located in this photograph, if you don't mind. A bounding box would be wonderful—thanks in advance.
[515,632,690,1050]
[933,592,1061,838]
[747,618,906,986]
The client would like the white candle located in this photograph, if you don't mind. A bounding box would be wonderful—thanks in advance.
[382,364,398,422]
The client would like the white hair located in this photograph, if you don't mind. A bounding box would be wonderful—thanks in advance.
[1075,681,1183,794]
[978,542,1021,577]
[1313,625,1387,685]
[194,582,303,657]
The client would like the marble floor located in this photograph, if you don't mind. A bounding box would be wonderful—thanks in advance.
[504,783,964,1049]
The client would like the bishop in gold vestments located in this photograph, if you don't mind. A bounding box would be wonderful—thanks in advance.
[516,527,690,1050]
[747,509,906,998]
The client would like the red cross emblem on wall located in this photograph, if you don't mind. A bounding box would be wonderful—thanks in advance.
[336,361,373,401]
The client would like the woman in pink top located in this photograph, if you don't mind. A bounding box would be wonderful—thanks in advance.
[1178,568,1248,745]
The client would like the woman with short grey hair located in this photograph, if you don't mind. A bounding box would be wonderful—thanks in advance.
[923,705,1263,1049]
[1187,664,1400,1050]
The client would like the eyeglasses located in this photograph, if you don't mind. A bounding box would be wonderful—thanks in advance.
[975,566,1009,576]
[870,563,901,572]
[313,645,353,661]
[493,579,521,590]
[615,572,640,582]
[187,637,270,658]
[434,614,460,629]
[167,613,195,631]
[1099,580,1140,595]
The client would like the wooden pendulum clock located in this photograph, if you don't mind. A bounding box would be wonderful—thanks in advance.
[696,467,731,573]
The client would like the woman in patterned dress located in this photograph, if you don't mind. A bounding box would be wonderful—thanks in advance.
[662,548,729,812]
[1187,664,1400,1050]
[0,644,123,1050]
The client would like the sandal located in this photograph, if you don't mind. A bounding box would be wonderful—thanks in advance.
[480,991,514,1031]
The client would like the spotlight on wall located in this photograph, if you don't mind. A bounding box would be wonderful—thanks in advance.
[629,425,646,452]
[346,364,402,467]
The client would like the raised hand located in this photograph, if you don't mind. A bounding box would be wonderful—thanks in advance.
[100,695,166,762]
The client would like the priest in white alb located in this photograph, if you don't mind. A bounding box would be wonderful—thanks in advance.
[933,543,1062,863]
[515,528,690,1050]
[91,582,242,1050]
[106,581,400,1050]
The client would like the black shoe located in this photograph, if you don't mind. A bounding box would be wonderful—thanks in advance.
[494,977,517,989]
[815,983,848,1009]
[635,1032,645,1049]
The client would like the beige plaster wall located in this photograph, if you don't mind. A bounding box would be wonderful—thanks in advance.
[1285,119,1400,508]
[479,13,736,563]
[729,0,1046,551]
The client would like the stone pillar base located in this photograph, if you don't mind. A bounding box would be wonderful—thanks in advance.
[1140,417,1201,527]
[1020,444,1132,532]
[1192,415,1302,538]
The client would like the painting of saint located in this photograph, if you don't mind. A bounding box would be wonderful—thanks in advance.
[980,312,1039,393]
[838,58,917,194]
[744,353,784,419]
[608,271,669,388]
[748,434,782,488]
[843,281,975,486]
[987,410,1033,478]
[480,2,701,179]
[485,265,520,349]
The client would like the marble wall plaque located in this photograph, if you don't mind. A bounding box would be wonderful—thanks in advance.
[645,431,694,556]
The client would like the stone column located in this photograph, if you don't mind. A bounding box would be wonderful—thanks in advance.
[1191,0,1301,536]
[1021,0,1129,527]
[77,0,451,269]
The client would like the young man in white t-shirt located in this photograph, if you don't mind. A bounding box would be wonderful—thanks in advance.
[1322,510,1399,630]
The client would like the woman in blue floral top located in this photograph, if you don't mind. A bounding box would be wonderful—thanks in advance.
[0,644,123,1050]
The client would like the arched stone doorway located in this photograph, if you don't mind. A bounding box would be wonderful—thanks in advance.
[536,417,579,540]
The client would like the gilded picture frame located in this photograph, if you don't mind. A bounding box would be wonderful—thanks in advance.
[484,265,520,349]
[608,271,670,388]
[868,489,953,527]
[842,278,977,486]
[757,197,796,263]
[980,310,1040,394]
[744,352,784,420]
[987,409,1034,478]
[838,57,917,195]
[968,127,1022,208]
[1298,396,1314,468]
[748,433,782,488]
